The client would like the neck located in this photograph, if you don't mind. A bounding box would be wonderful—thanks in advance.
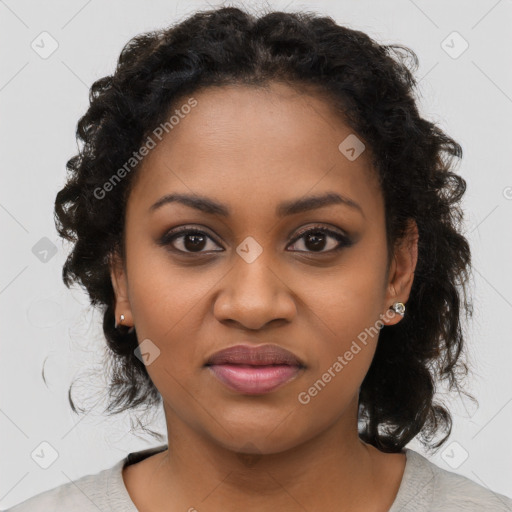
[139,400,396,511]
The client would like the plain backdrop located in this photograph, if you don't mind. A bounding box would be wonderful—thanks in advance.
[1,0,511,508]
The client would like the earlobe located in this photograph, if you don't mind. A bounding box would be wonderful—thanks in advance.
[381,219,419,327]
[109,251,134,328]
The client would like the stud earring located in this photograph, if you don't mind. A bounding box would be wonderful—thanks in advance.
[114,313,125,329]
[390,302,406,317]
[115,313,135,334]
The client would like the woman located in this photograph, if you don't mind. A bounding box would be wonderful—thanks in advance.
[5,6,512,511]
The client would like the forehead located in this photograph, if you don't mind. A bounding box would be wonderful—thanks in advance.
[128,82,382,222]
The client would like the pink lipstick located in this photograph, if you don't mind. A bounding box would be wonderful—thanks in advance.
[205,344,304,395]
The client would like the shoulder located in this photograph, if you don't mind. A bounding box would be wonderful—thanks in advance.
[1,460,125,512]
[429,460,512,511]
[1,445,168,512]
[396,448,512,511]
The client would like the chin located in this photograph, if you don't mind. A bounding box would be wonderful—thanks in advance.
[201,412,312,456]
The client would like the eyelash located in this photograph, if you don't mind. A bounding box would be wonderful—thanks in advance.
[158,224,353,256]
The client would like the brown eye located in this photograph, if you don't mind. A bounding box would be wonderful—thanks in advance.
[288,226,353,253]
[159,228,223,254]
[158,224,353,256]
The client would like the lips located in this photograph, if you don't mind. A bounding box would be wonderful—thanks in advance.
[205,344,305,394]
[205,344,304,367]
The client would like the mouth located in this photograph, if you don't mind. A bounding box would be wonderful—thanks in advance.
[205,344,305,395]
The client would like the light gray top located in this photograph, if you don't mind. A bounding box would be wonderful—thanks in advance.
[3,445,512,511]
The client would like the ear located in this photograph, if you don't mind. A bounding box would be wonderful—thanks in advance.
[380,219,419,327]
[109,251,134,328]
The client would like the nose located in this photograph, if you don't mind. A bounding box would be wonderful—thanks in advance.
[213,252,297,331]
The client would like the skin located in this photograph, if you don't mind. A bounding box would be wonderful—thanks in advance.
[110,81,418,511]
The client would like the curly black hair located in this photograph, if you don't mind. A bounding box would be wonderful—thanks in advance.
[54,6,476,453]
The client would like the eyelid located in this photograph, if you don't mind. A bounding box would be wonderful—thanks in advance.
[160,224,350,248]
[289,223,348,243]
[286,224,353,253]
[158,223,353,255]
[158,223,354,257]
[159,225,224,250]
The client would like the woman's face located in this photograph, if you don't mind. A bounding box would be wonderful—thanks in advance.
[111,82,416,454]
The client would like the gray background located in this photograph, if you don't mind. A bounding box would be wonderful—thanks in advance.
[1,0,511,507]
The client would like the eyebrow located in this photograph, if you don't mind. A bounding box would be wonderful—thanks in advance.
[149,192,364,218]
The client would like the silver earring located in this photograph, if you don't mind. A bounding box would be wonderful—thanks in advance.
[390,302,405,317]
[115,314,125,329]
[116,313,135,334]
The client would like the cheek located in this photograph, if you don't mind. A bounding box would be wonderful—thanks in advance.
[126,238,209,333]
[293,246,386,398]
[299,251,386,342]
[294,277,380,423]
[129,278,210,367]
[297,289,379,411]
[125,245,226,385]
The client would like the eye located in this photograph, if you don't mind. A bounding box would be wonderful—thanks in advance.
[159,224,353,256]
[287,225,353,254]
[159,227,223,254]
